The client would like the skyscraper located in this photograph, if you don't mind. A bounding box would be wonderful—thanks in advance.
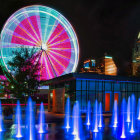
[132,33,140,76]
[96,56,117,76]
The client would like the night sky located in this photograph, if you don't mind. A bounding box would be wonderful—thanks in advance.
[1,0,140,75]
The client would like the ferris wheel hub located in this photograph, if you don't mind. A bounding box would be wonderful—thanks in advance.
[42,43,48,51]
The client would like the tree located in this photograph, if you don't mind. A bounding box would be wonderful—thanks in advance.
[6,47,41,98]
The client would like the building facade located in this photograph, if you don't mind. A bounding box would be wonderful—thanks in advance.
[81,58,96,73]
[47,73,140,113]
[81,56,117,76]
[96,56,117,76]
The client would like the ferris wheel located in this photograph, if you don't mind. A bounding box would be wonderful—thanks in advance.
[0,5,79,81]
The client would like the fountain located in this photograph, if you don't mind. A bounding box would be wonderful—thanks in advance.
[0,94,140,139]
[38,102,46,133]
[0,101,4,132]
[64,97,70,130]
[126,96,131,123]
[98,102,103,128]
[92,99,99,132]
[15,100,23,138]
[112,100,118,128]
[129,94,136,134]
[137,98,140,120]
[72,101,82,140]
[120,98,126,138]
[25,97,36,140]
[86,101,91,126]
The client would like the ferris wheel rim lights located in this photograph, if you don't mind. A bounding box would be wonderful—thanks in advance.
[0,5,79,81]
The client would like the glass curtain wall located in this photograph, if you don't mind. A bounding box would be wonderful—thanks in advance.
[75,79,140,112]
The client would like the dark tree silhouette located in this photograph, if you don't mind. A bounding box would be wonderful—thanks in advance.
[5,47,41,98]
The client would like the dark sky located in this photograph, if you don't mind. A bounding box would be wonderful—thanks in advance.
[1,0,140,74]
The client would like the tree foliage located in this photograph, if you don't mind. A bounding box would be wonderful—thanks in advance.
[6,47,41,97]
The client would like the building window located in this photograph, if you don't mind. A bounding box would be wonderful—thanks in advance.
[105,93,110,111]
[114,93,119,104]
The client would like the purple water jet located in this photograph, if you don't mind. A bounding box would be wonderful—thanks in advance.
[120,98,126,139]
[38,102,46,133]
[93,100,98,132]
[65,97,70,130]
[0,101,4,132]
[72,101,82,140]
[26,97,36,140]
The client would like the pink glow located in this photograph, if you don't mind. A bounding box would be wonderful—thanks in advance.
[11,16,41,46]
[11,20,72,81]
[0,75,7,81]
[1,103,48,106]
[10,16,73,81]
[29,16,41,40]
[46,23,71,77]
[38,52,55,80]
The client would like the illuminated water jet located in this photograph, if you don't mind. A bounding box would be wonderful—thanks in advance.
[26,97,35,140]
[129,94,136,134]
[15,100,23,138]
[98,102,103,128]
[93,100,98,132]
[120,98,126,139]
[137,98,140,120]
[38,102,46,133]
[0,101,4,132]
[112,100,118,128]
[126,96,131,123]
[65,97,70,130]
[86,101,91,126]
[72,101,81,140]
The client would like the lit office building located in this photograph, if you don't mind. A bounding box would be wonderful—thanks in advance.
[81,59,96,73]
[95,56,117,76]
[81,56,117,76]
[104,56,117,76]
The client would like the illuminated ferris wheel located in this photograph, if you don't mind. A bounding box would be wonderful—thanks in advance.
[0,5,79,81]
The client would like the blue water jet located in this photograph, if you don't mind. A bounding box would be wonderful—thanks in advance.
[64,97,70,130]
[38,102,46,133]
[92,100,98,132]
[126,96,131,123]
[112,100,118,128]
[129,94,136,134]
[15,100,23,138]
[120,98,126,139]
[26,97,36,140]
[0,101,4,132]
[98,102,103,128]
[72,101,82,140]
[137,98,140,120]
[86,101,91,126]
